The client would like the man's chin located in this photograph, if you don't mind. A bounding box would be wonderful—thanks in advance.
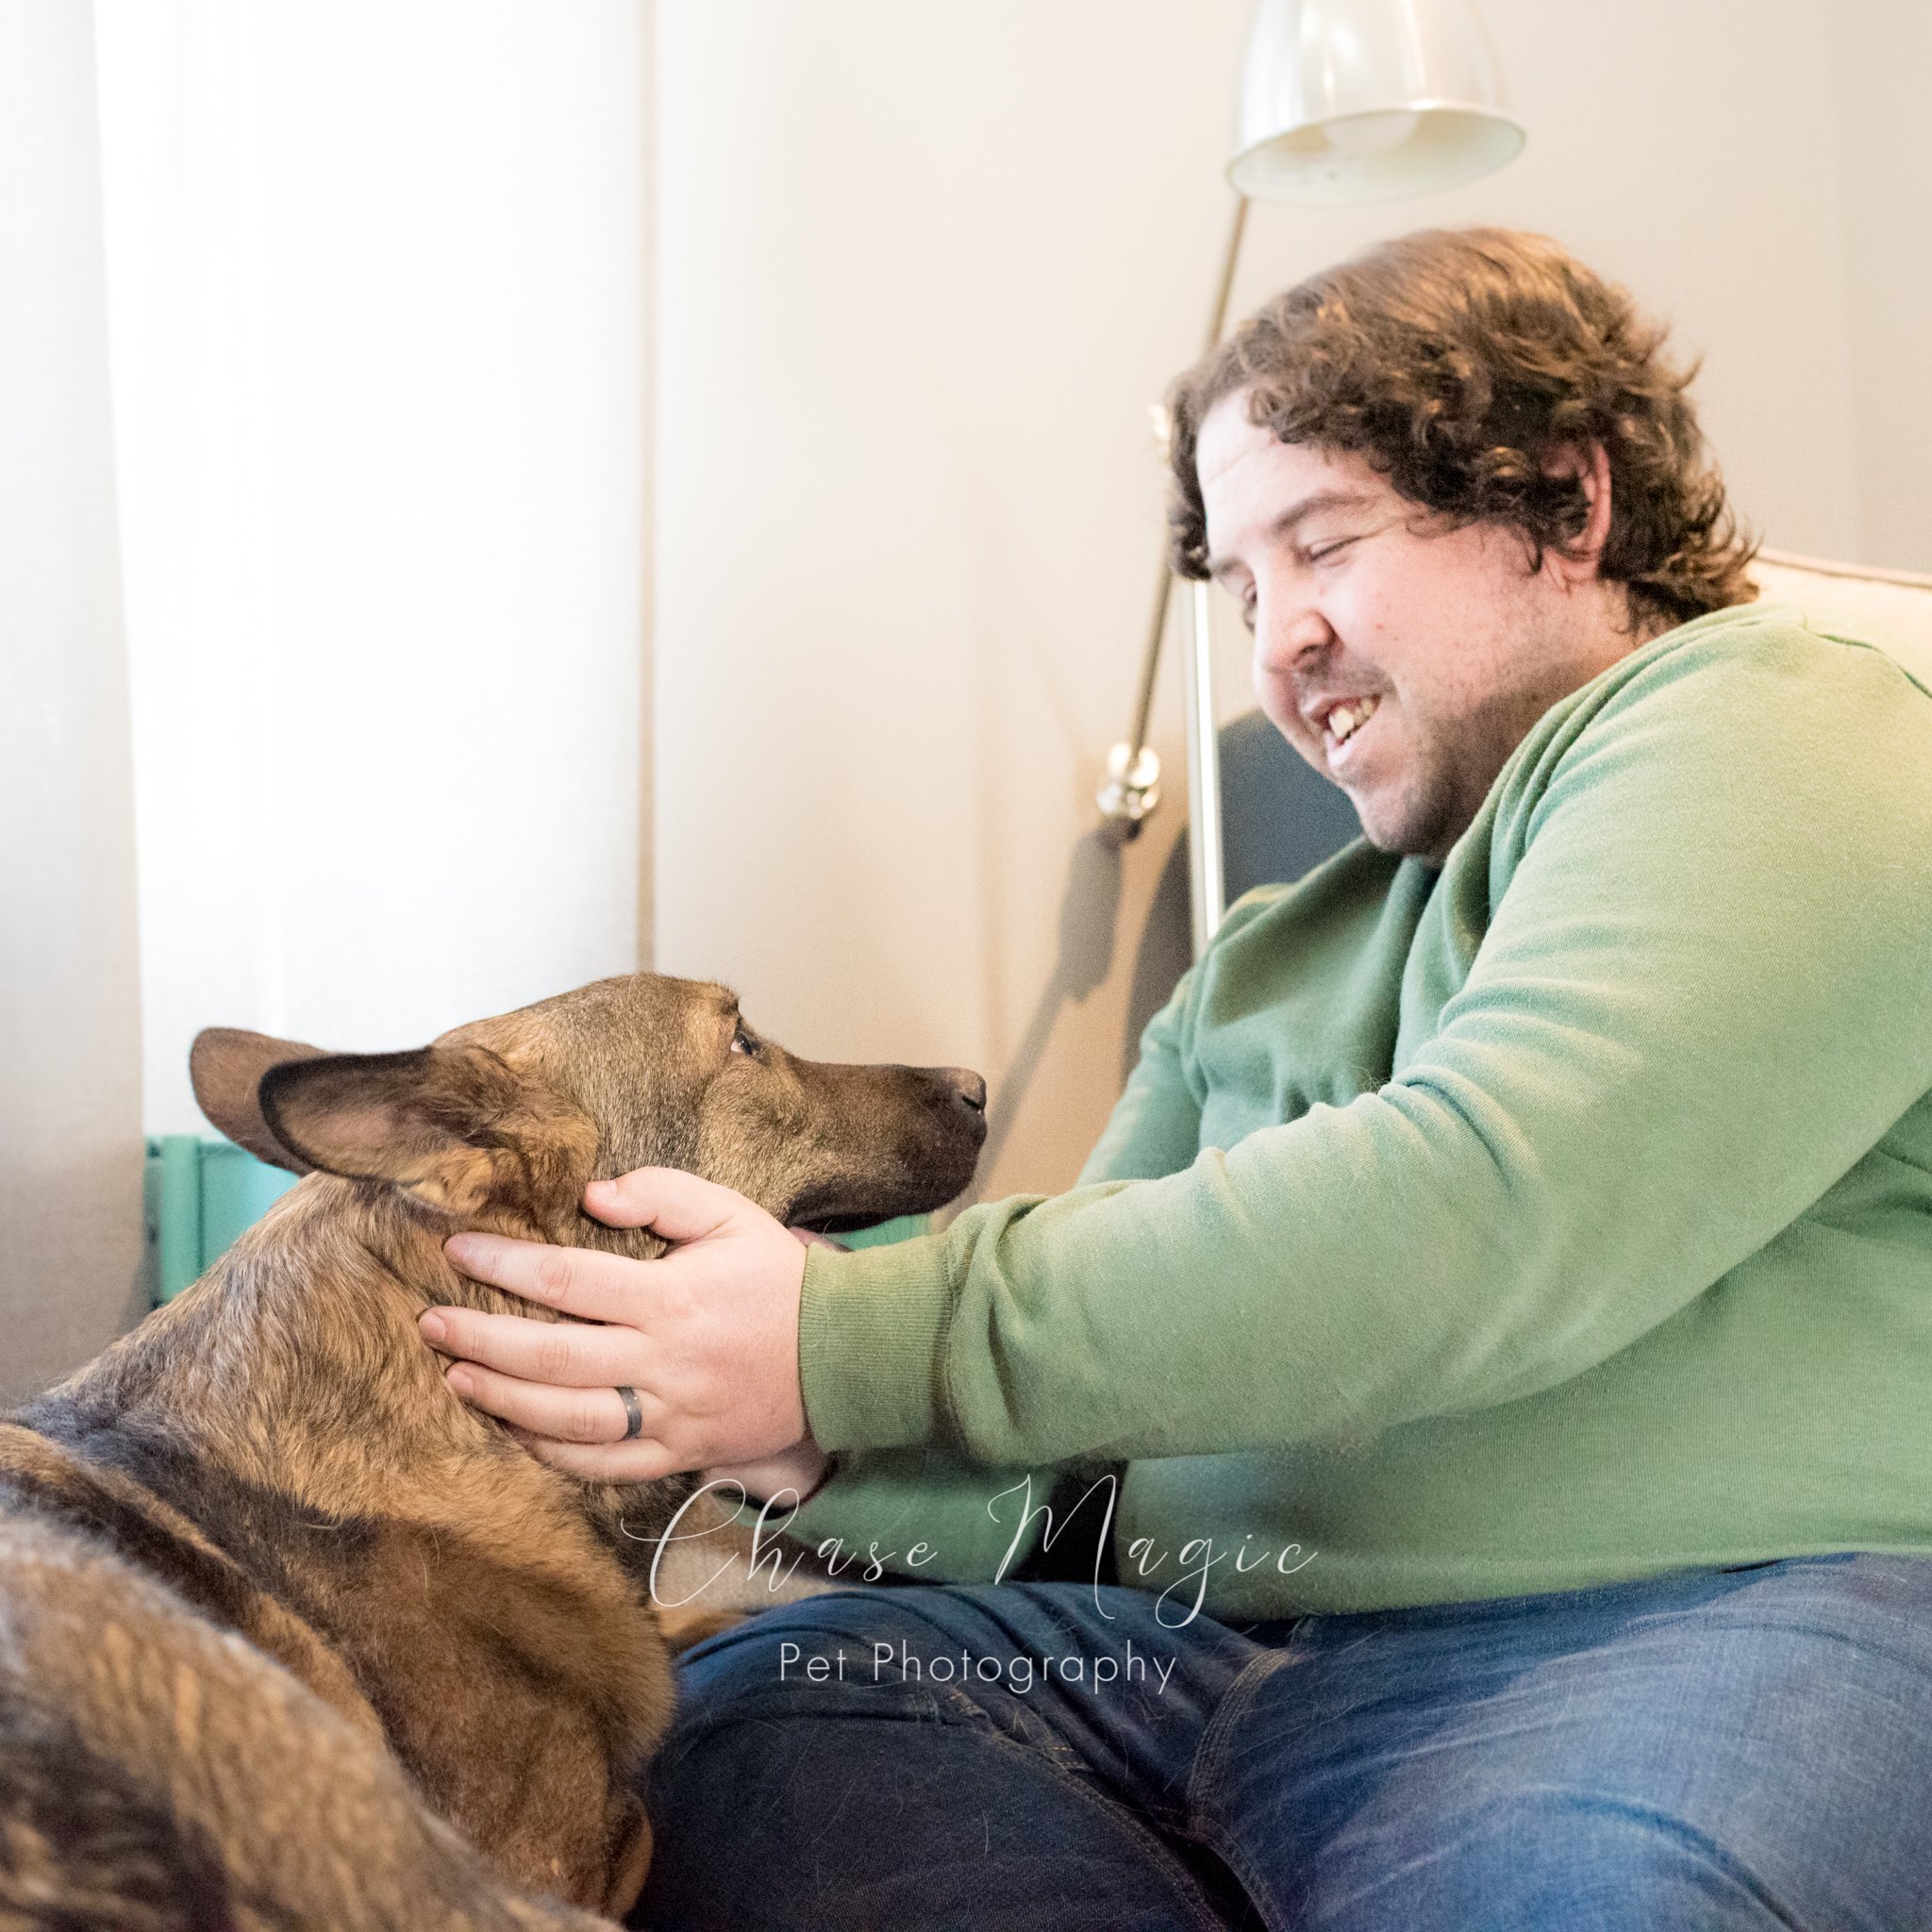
[1351,785,1456,866]
[1275,727,1457,862]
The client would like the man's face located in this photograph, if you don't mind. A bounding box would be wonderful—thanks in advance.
[1196,388,1623,864]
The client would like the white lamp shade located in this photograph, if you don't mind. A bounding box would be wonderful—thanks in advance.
[1230,0,1524,205]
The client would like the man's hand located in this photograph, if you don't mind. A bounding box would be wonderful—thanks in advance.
[421,1168,819,1485]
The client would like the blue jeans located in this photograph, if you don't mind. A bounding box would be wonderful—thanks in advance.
[633,1554,1932,1930]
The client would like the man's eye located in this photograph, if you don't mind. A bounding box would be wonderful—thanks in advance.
[1306,537,1356,564]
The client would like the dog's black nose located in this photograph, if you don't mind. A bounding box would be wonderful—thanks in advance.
[940,1068,987,1112]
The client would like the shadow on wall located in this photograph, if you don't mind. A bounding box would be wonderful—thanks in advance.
[972,825,1128,1190]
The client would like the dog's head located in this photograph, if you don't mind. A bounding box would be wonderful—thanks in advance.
[189,973,987,1252]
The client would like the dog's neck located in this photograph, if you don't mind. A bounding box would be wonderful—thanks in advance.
[98,1179,505,1478]
[33,1176,669,1578]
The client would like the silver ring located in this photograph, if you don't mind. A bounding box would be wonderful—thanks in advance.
[615,1385,644,1441]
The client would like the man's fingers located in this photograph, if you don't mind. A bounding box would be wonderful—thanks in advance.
[420,1305,641,1388]
[582,1165,748,1241]
[441,1358,666,1445]
[431,1169,806,1490]
[443,1229,651,1323]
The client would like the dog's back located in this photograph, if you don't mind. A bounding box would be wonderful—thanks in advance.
[0,1185,672,1925]
[0,1491,611,1931]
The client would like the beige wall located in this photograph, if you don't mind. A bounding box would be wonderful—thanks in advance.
[1831,0,1932,575]
[651,1,1925,1198]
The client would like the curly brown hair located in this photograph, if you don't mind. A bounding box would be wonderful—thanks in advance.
[1166,227,1756,629]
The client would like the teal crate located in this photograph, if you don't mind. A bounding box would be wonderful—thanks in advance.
[142,1136,298,1304]
[836,1214,928,1249]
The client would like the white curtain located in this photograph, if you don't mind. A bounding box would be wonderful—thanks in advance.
[92,0,651,1135]
[0,1,147,1399]
[1,0,651,1397]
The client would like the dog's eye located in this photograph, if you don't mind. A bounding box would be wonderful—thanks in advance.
[730,1024,761,1059]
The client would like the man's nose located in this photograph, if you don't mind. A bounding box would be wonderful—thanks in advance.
[1251,588,1331,677]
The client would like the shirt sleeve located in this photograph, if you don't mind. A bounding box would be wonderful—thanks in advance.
[796,621,1932,1467]
[1074,964,1206,1186]
[733,935,1216,1578]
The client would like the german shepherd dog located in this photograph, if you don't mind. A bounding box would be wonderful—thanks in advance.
[0,973,985,1928]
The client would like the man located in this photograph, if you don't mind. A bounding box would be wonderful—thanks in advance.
[428,230,1932,1928]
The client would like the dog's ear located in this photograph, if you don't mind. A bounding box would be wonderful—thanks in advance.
[190,1028,329,1174]
[257,1043,594,1223]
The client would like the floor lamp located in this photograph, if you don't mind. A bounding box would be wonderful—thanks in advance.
[1097,0,1524,961]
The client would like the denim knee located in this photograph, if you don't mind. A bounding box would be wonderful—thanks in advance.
[639,1589,1249,1932]
[1333,1790,1797,1932]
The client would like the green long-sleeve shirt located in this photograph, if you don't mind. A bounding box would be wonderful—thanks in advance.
[761,603,1932,1617]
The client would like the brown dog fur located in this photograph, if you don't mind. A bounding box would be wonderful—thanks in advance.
[0,973,984,1928]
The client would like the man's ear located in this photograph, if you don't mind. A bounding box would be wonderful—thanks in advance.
[257,1043,596,1224]
[190,1028,329,1174]
[1544,441,1613,580]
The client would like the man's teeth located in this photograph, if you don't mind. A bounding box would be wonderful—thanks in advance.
[1328,694,1380,742]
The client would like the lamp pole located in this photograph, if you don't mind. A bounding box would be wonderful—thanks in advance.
[1094,194,1248,843]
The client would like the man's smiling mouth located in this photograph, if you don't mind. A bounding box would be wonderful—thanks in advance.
[1316,692,1381,756]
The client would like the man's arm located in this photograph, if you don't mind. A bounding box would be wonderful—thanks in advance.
[1075,966,1206,1185]
[716,974,1214,1577]
[796,621,1932,1467]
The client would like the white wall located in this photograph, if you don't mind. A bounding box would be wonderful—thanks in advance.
[653,0,1920,1195]
[96,0,651,1135]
